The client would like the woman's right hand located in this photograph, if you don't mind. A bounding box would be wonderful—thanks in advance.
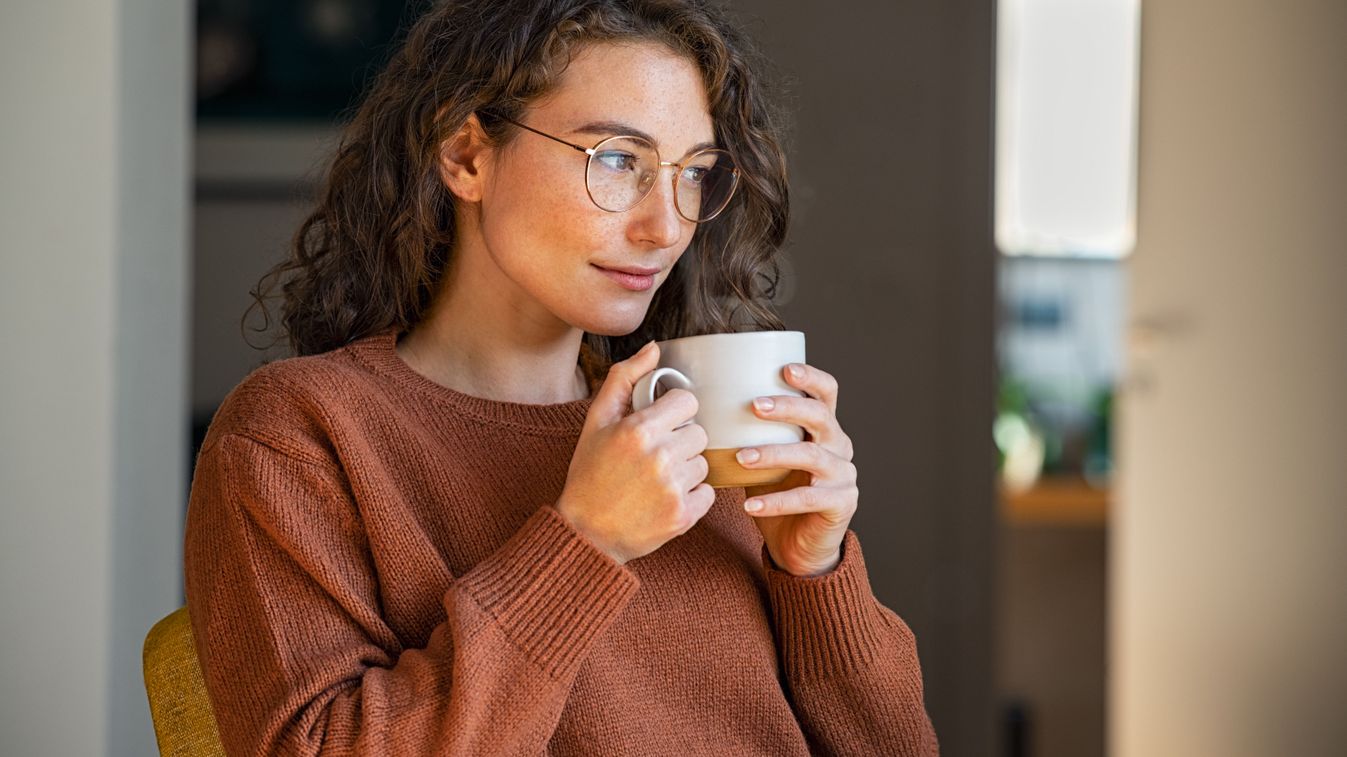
[555,341,714,565]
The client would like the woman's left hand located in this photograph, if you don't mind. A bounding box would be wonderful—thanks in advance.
[739,362,858,577]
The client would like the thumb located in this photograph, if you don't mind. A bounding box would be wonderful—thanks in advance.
[585,340,660,430]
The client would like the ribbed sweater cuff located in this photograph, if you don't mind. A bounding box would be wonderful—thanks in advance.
[457,505,641,680]
[764,530,889,679]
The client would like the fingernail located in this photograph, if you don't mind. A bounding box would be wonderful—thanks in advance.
[787,364,804,379]
[753,397,774,412]
[736,448,760,465]
[744,499,764,512]
[639,340,656,356]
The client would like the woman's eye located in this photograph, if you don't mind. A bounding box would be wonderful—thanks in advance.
[595,151,638,172]
[681,166,710,185]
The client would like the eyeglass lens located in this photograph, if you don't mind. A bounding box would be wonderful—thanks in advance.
[586,136,737,222]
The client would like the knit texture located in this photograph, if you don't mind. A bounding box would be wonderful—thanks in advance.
[183,327,939,756]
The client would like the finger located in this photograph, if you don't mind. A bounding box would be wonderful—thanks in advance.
[751,395,848,453]
[671,421,710,461]
[680,453,711,493]
[735,441,855,486]
[588,341,660,429]
[783,363,839,415]
[681,482,716,530]
[632,387,699,433]
[742,483,858,523]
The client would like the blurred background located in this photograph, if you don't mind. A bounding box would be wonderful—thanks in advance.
[2,1,1344,755]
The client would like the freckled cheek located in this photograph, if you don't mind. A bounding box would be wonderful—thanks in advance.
[490,181,580,253]
[536,204,616,267]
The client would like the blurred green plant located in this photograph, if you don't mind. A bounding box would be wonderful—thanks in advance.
[995,374,1114,486]
[995,376,1047,489]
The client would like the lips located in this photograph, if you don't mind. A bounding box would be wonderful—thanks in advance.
[595,264,661,276]
[594,264,657,292]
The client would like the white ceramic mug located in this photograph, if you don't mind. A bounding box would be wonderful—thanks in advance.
[631,330,806,488]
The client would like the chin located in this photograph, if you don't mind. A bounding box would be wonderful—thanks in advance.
[569,301,653,338]
[577,315,649,338]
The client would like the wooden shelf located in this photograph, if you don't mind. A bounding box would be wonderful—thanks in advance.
[999,475,1110,526]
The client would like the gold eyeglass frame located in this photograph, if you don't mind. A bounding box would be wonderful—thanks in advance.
[487,113,741,223]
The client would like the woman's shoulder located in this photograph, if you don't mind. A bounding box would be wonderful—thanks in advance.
[199,341,376,466]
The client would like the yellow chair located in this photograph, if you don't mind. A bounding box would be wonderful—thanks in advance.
[143,606,226,756]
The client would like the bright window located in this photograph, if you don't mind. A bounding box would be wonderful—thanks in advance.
[996,0,1141,258]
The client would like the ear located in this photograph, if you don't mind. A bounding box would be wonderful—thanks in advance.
[437,112,492,203]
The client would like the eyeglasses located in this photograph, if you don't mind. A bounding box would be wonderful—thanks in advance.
[487,113,741,224]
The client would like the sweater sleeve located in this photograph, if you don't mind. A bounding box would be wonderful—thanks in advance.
[762,530,940,756]
[184,432,640,757]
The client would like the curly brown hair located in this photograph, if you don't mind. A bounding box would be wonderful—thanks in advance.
[243,0,793,369]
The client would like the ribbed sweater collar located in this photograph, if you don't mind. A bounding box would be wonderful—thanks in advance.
[346,327,597,433]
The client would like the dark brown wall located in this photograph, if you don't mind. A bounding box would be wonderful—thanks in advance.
[724,3,997,754]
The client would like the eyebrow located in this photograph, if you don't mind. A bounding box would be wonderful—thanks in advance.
[570,120,718,157]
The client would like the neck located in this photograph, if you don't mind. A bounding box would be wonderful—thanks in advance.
[394,245,590,405]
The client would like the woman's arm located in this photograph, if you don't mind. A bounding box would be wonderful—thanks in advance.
[764,530,940,757]
[734,362,938,753]
[185,433,638,756]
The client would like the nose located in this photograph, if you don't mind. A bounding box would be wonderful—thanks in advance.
[626,166,684,248]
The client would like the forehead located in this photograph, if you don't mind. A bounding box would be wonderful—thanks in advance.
[535,41,716,155]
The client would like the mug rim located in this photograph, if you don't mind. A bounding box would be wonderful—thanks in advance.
[655,330,804,349]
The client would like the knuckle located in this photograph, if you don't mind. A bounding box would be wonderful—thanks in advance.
[802,488,818,509]
[652,447,674,475]
[808,441,826,464]
[698,482,716,506]
[823,374,839,397]
[663,487,685,517]
[667,388,698,411]
[621,417,654,450]
[693,423,709,449]
[673,501,699,534]
[843,461,858,482]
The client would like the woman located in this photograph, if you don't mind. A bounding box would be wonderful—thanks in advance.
[184,1,938,754]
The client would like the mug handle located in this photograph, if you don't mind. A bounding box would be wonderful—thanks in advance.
[632,367,696,427]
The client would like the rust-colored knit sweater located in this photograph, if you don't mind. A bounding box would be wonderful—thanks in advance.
[183,327,938,756]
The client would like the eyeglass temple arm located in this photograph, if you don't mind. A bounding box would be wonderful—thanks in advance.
[485,112,724,172]
[490,113,594,156]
